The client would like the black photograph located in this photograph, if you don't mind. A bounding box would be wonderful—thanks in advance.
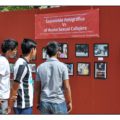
[76,44,89,57]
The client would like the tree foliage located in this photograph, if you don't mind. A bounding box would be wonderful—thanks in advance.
[0,6,34,12]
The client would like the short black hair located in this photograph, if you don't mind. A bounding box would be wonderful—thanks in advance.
[21,38,37,55]
[1,39,18,53]
[46,41,59,57]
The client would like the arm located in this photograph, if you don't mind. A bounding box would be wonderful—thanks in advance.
[8,82,20,107]
[62,65,72,113]
[0,61,7,106]
[0,99,2,106]
[7,81,20,114]
[36,68,41,109]
[36,81,41,109]
[7,65,27,113]
[63,79,72,113]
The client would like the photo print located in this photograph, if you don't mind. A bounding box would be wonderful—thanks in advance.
[94,62,107,79]
[77,62,90,76]
[42,47,49,59]
[94,44,109,57]
[65,63,74,76]
[58,43,68,58]
[76,44,89,57]
[29,64,37,73]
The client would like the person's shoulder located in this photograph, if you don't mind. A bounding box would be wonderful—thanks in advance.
[0,55,5,59]
[59,61,67,68]
[15,58,26,67]
[37,62,47,70]
[0,55,8,63]
[15,58,22,64]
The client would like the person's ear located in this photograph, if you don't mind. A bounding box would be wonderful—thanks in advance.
[30,48,34,56]
[32,48,35,53]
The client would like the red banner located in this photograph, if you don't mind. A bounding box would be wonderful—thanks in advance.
[35,9,99,39]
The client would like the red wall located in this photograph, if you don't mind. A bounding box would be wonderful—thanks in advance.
[0,6,120,114]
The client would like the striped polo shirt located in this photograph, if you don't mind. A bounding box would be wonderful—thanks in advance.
[13,58,34,109]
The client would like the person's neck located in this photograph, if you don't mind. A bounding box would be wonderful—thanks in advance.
[24,55,31,63]
[50,55,57,59]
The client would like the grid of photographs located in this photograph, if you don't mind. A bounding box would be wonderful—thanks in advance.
[40,43,108,79]
[77,62,90,76]
[76,44,89,57]
[94,62,107,79]
[8,43,108,80]
[65,63,74,76]
[94,43,109,57]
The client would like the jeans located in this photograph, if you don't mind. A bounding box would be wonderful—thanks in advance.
[0,100,8,114]
[39,101,68,114]
[13,107,33,114]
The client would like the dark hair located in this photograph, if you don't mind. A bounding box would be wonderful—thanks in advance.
[21,38,37,55]
[1,39,18,53]
[46,41,59,57]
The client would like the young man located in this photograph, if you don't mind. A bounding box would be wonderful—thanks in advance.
[0,39,18,114]
[8,38,37,114]
[36,41,72,114]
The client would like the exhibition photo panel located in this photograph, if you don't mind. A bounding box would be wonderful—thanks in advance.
[94,62,107,79]
[65,63,74,76]
[29,64,37,73]
[76,44,89,57]
[77,62,90,76]
[94,43,109,57]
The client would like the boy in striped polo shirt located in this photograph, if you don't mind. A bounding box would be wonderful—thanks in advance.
[8,39,37,114]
